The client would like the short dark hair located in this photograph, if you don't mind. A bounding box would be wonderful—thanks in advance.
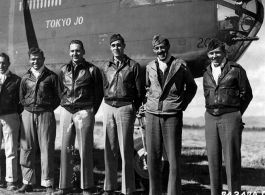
[28,47,44,58]
[0,53,10,63]
[207,39,226,53]
[69,40,84,50]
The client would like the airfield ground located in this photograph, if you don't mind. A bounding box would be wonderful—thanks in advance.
[0,124,264,195]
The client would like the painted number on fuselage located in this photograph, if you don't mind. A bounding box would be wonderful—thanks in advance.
[197,38,211,48]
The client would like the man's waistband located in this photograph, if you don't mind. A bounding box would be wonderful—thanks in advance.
[62,105,93,114]
[104,100,132,108]
[206,107,239,116]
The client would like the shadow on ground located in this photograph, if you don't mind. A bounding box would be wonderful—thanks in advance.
[0,146,264,195]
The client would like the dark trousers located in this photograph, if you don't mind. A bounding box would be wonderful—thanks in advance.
[205,111,243,195]
[146,112,183,195]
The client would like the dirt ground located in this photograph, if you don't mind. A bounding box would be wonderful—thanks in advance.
[0,125,264,195]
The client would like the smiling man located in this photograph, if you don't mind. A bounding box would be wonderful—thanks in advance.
[101,34,142,195]
[17,47,60,194]
[203,39,253,195]
[0,53,23,191]
[145,35,197,195]
[53,40,103,195]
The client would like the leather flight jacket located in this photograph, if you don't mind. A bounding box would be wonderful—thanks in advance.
[20,67,60,112]
[0,71,23,116]
[145,57,197,115]
[203,60,253,116]
[101,55,142,111]
[59,60,103,114]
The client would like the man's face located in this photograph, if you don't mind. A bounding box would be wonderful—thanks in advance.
[207,47,226,67]
[69,43,85,64]
[0,57,10,74]
[29,53,45,71]
[153,41,170,61]
[110,40,125,58]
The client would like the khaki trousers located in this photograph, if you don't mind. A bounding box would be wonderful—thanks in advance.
[0,113,20,182]
[103,102,136,194]
[59,107,95,190]
[20,110,56,187]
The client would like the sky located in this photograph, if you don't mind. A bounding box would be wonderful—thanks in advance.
[185,21,265,118]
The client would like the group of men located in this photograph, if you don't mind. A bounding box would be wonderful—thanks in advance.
[0,33,252,195]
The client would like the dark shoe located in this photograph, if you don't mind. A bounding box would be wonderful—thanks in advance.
[51,188,73,195]
[16,184,33,193]
[83,188,92,195]
[102,190,115,195]
[46,186,54,195]
[0,182,6,188]
[6,182,17,191]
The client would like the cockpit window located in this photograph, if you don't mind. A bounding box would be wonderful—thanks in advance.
[217,4,254,32]
[120,0,152,7]
[222,0,256,13]
[216,0,262,61]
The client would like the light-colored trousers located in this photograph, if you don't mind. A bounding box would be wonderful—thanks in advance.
[59,107,95,190]
[0,113,20,182]
[103,102,136,195]
[20,110,56,187]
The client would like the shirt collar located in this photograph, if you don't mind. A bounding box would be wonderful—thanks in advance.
[211,57,226,69]
[0,69,10,77]
[31,65,45,74]
[67,59,86,71]
[109,55,128,67]
[72,58,85,67]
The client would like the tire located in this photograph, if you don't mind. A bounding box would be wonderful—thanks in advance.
[134,137,169,190]
[134,137,149,190]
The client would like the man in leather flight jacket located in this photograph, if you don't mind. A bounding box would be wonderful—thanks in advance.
[145,35,197,195]
[0,53,23,191]
[203,39,253,195]
[17,48,60,194]
[101,34,142,195]
[53,40,103,195]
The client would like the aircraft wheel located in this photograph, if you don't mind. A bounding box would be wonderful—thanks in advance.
[134,137,167,190]
[134,137,149,179]
[134,137,149,190]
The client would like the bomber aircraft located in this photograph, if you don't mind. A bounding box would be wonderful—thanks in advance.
[0,0,263,192]
[0,0,263,78]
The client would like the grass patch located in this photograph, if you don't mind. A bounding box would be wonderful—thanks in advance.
[0,127,264,194]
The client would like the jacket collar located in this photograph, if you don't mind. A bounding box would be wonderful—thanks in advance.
[218,60,233,82]
[66,59,87,71]
[149,56,182,90]
[27,66,50,75]
[205,59,235,85]
[108,54,130,68]
[163,57,182,88]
